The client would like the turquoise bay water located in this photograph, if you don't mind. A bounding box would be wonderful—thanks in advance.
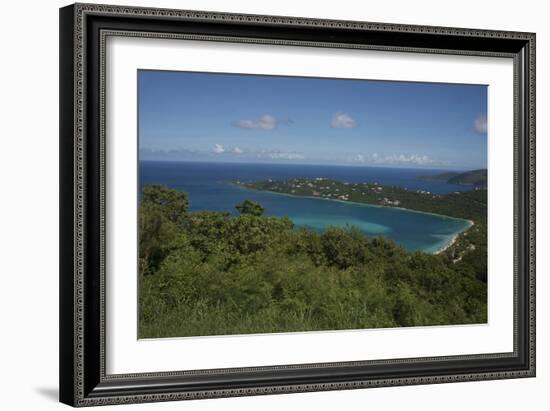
[140,161,473,253]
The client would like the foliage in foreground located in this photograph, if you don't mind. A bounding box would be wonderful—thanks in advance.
[139,185,487,338]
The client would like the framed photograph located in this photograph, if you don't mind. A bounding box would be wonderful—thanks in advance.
[59,3,535,407]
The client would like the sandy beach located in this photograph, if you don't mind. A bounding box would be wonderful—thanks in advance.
[434,220,474,254]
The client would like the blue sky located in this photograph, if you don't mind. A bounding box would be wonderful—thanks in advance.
[139,70,487,170]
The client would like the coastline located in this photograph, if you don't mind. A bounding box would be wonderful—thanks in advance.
[232,183,472,224]
[232,183,475,255]
[433,219,474,255]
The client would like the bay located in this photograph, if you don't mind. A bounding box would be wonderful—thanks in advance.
[139,161,473,253]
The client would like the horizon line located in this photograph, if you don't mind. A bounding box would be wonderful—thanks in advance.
[138,158,486,172]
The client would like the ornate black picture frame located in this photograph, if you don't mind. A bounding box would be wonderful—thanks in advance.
[59,3,535,407]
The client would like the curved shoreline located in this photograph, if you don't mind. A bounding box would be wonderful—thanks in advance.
[232,183,474,254]
[232,183,471,223]
[433,219,474,255]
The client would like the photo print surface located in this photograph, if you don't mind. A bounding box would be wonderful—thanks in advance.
[138,70,488,339]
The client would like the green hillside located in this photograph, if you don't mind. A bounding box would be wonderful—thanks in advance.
[448,169,487,187]
[418,169,487,187]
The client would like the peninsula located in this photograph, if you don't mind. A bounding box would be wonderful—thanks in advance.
[234,177,487,260]
[417,169,487,188]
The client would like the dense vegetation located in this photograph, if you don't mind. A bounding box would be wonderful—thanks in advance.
[139,184,487,338]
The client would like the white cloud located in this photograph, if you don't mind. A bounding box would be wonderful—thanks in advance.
[474,114,488,134]
[351,152,442,166]
[256,150,305,161]
[235,114,280,130]
[212,144,225,154]
[382,154,436,166]
[331,112,357,128]
[211,145,303,161]
[139,148,199,161]
[267,152,305,160]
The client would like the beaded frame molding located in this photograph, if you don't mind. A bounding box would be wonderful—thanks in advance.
[59,3,535,407]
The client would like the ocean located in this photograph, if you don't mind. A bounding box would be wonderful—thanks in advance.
[139,161,473,253]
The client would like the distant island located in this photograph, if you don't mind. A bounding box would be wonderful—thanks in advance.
[417,169,487,188]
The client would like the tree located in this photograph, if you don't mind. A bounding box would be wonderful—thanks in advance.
[142,185,189,224]
[235,200,264,216]
[320,227,370,269]
[139,203,179,274]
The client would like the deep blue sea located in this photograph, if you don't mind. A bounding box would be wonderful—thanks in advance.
[140,161,473,253]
